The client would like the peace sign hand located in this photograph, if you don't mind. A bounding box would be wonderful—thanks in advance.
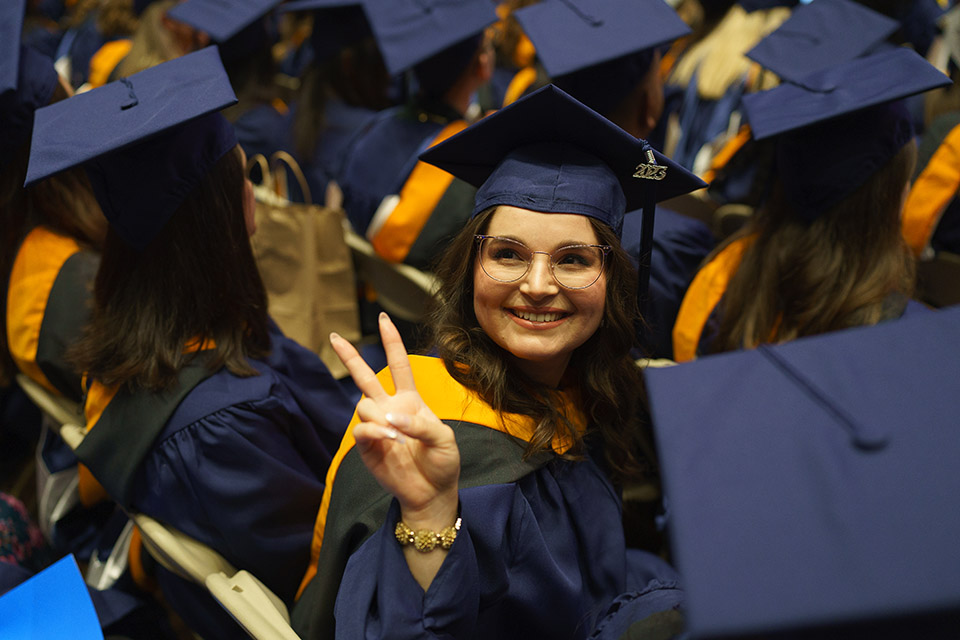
[330,313,460,530]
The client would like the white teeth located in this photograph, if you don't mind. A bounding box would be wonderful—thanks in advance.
[514,310,563,322]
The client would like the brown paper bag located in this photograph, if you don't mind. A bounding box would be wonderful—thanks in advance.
[247,152,360,379]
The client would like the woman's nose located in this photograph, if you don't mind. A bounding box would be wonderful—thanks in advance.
[519,253,559,298]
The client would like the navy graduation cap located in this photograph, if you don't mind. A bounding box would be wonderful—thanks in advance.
[281,0,373,62]
[513,0,690,115]
[419,84,705,306]
[645,305,960,638]
[420,84,705,232]
[0,0,27,96]
[1,0,60,163]
[745,0,899,84]
[25,47,238,251]
[361,0,497,76]
[166,0,283,44]
[742,47,950,219]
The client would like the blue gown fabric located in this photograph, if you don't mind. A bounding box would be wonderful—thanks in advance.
[301,359,682,639]
[622,208,715,359]
[87,325,356,639]
[295,98,380,205]
[232,102,294,165]
[337,101,455,234]
[334,461,680,640]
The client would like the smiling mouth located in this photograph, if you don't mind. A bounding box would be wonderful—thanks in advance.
[509,309,570,323]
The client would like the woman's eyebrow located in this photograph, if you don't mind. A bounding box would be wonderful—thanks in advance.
[491,235,595,248]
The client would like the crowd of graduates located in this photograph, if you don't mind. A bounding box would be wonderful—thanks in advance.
[2,0,959,638]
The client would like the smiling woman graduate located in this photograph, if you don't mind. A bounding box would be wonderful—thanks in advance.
[291,85,705,640]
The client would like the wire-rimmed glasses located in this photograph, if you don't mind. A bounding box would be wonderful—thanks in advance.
[475,235,611,290]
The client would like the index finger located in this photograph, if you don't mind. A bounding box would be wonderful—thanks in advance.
[330,332,389,401]
[378,313,417,393]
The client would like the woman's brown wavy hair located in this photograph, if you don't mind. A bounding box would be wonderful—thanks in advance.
[711,139,917,352]
[426,207,657,485]
[68,145,270,392]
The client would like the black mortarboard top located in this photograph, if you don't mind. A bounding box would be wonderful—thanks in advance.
[281,0,373,63]
[645,305,960,638]
[0,1,60,163]
[742,47,950,219]
[361,0,497,76]
[513,0,690,115]
[745,0,899,84]
[25,47,239,251]
[420,84,705,234]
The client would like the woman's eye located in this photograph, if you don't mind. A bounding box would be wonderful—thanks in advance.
[556,251,592,267]
[493,248,521,261]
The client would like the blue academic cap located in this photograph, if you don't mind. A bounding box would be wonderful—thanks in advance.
[513,0,690,116]
[420,84,705,234]
[1,0,60,163]
[25,47,238,251]
[166,0,283,43]
[742,47,949,219]
[0,39,60,163]
[0,0,27,95]
[745,0,899,84]
[645,305,960,638]
[281,0,374,63]
[362,0,497,76]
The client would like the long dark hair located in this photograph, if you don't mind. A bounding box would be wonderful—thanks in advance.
[426,208,657,484]
[69,145,271,392]
[0,82,106,387]
[711,140,917,352]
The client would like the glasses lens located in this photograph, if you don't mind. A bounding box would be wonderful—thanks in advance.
[479,237,531,282]
[551,245,605,288]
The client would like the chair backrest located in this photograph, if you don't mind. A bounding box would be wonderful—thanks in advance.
[15,373,82,428]
[344,224,440,322]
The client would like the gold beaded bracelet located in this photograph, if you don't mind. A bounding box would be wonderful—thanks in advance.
[395,515,462,552]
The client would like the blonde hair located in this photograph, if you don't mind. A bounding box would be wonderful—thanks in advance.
[115,0,180,78]
[669,4,789,100]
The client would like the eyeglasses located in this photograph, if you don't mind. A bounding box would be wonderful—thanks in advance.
[475,235,611,290]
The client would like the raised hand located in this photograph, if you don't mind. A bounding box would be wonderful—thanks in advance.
[330,313,460,531]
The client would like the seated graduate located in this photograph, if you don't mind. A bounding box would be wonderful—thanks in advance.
[673,47,951,362]
[704,0,909,210]
[336,0,497,269]
[290,85,704,639]
[25,47,357,640]
[510,0,716,359]
[281,0,393,205]
[1,4,121,561]
[165,0,293,163]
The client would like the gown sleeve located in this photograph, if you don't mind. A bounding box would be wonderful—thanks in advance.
[333,459,647,640]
